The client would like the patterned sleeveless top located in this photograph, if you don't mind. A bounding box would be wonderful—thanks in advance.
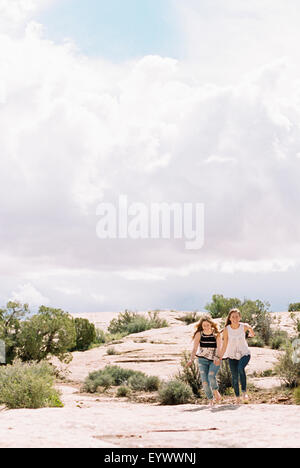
[196,332,217,361]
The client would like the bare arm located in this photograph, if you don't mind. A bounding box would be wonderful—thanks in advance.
[216,334,222,357]
[213,334,223,366]
[218,328,228,360]
[244,323,255,338]
[186,332,200,367]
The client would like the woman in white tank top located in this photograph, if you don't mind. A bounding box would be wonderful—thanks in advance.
[219,309,255,404]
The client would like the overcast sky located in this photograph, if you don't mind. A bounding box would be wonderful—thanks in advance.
[1,0,300,313]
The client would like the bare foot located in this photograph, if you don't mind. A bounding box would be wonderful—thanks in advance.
[213,391,222,404]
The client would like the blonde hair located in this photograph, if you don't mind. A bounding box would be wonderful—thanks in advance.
[225,308,241,327]
[193,315,220,340]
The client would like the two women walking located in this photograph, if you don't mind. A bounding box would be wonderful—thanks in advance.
[187,308,255,405]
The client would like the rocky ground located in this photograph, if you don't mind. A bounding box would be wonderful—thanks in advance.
[0,310,299,448]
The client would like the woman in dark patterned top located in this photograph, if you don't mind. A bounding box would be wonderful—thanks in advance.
[187,316,222,405]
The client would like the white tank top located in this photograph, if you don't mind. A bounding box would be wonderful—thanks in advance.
[223,323,250,360]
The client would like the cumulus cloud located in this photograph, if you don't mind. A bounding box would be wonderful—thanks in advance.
[0,0,56,33]
[1,1,300,311]
[10,282,50,307]
[174,0,300,85]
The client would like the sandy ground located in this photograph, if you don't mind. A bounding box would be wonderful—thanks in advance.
[60,311,288,385]
[0,384,299,448]
[0,310,299,448]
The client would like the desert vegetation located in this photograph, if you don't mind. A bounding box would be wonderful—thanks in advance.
[107,310,169,336]
[0,360,63,409]
[205,294,291,348]
[176,311,202,325]
[82,365,161,395]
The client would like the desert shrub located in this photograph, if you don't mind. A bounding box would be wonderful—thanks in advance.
[0,360,63,409]
[17,306,76,363]
[290,312,300,336]
[270,330,289,350]
[126,316,152,334]
[83,366,142,392]
[82,365,160,394]
[205,295,242,319]
[128,373,148,391]
[0,302,29,364]
[289,303,300,312]
[126,373,160,392]
[158,380,193,405]
[294,387,300,405]
[205,296,273,346]
[144,375,160,392]
[107,310,168,336]
[106,347,118,355]
[176,312,202,325]
[274,343,300,388]
[94,328,106,344]
[261,369,274,377]
[101,366,143,385]
[240,299,273,346]
[217,360,233,395]
[72,318,96,351]
[248,335,265,348]
[117,386,131,397]
[82,373,115,393]
[175,350,202,397]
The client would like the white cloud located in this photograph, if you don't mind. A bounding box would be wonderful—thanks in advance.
[174,0,300,85]
[0,0,56,33]
[1,2,300,311]
[10,283,50,306]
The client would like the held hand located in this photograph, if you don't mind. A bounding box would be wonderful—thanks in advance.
[214,358,221,366]
[186,359,193,368]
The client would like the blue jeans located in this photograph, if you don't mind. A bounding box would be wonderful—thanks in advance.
[198,357,220,400]
[228,354,251,397]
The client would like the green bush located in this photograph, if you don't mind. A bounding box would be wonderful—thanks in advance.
[274,343,300,388]
[82,366,141,391]
[175,351,202,397]
[128,373,148,391]
[248,335,266,348]
[107,310,168,336]
[17,306,76,363]
[72,318,96,351]
[158,380,193,405]
[176,312,202,325]
[0,302,29,364]
[82,365,160,394]
[205,295,273,346]
[290,313,300,336]
[289,303,300,312]
[217,360,233,395]
[294,387,300,405]
[106,347,118,355]
[144,375,160,392]
[117,386,131,397]
[205,295,242,319]
[270,330,289,350]
[0,360,63,409]
[94,328,107,344]
[82,373,115,393]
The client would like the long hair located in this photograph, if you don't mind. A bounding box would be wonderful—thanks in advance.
[225,308,241,327]
[193,315,220,340]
